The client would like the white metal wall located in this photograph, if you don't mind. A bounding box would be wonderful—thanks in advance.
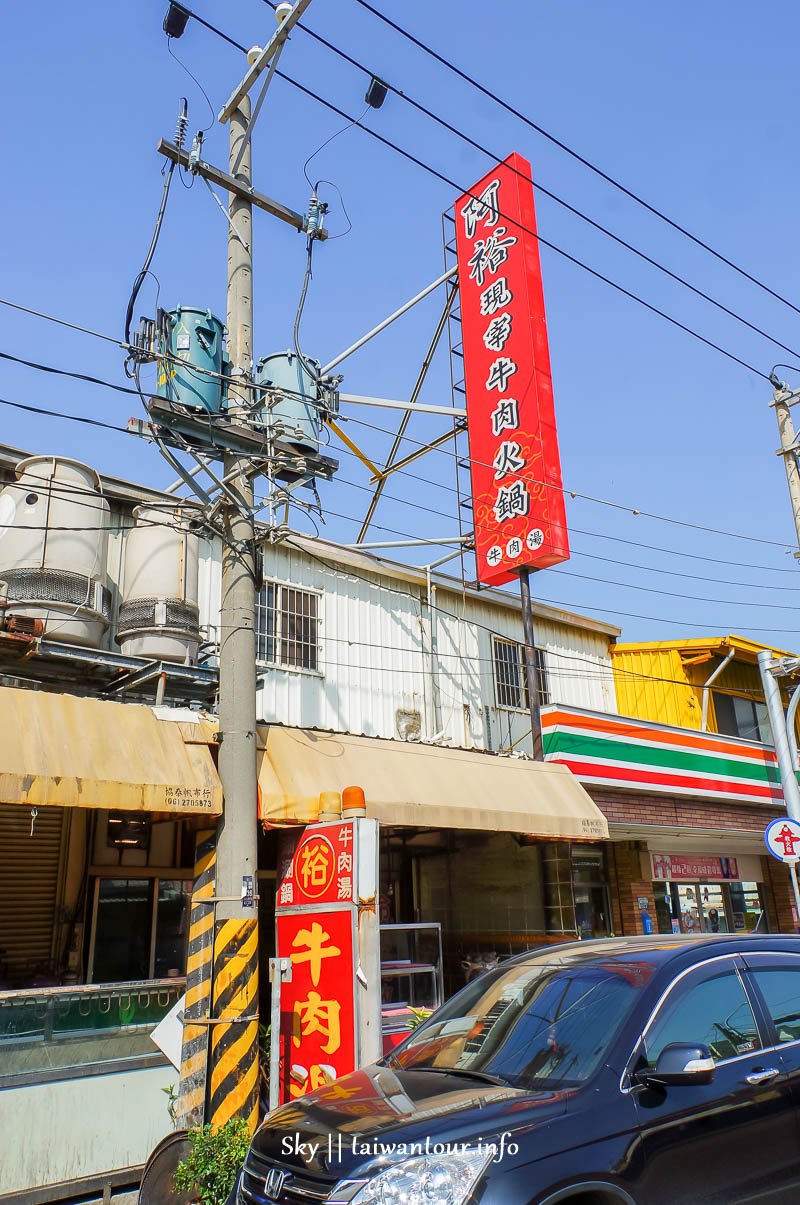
[196,539,617,749]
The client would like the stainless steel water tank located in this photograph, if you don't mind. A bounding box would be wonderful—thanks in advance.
[0,456,111,646]
[117,504,200,663]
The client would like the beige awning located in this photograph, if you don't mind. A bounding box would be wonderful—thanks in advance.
[0,686,222,813]
[257,726,608,839]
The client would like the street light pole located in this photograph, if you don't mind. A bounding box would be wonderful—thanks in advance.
[208,86,261,1134]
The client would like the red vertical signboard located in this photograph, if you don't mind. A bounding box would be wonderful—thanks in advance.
[455,152,570,586]
[274,820,380,1103]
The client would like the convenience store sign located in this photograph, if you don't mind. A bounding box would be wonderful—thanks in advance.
[543,707,782,806]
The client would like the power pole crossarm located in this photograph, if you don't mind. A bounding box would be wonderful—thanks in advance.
[157,139,321,236]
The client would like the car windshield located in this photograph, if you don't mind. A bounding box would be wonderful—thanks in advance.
[389,956,647,1090]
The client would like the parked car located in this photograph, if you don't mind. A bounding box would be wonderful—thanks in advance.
[233,935,800,1204]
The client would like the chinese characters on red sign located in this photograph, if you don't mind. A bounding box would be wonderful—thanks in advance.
[651,854,739,881]
[276,822,355,909]
[455,152,570,586]
[275,822,360,1103]
[276,908,357,1102]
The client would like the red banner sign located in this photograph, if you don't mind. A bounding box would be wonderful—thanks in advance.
[276,822,355,909]
[651,854,740,882]
[276,908,357,1102]
[455,152,569,586]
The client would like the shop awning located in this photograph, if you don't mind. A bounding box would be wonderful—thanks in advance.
[257,726,608,839]
[0,686,222,813]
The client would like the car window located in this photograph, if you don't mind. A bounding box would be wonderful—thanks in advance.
[751,968,800,1045]
[644,968,761,1067]
[392,960,647,1089]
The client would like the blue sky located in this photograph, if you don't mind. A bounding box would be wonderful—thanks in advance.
[3,1,800,644]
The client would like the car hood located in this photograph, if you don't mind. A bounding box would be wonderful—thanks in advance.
[249,1062,568,1180]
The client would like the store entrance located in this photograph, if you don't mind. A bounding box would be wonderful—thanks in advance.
[653,880,766,935]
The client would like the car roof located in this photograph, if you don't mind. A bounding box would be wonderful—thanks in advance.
[506,933,800,970]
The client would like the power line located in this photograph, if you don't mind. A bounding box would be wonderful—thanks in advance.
[271,72,771,381]
[330,442,800,589]
[268,2,800,362]
[5,345,793,553]
[349,0,800,319]
[152,5,777,380]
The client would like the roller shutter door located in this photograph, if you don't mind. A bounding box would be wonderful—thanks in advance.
[0,804,64,980]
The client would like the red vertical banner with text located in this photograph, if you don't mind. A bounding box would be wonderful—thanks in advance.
[275,822,359,1103]
[455,152,570,586]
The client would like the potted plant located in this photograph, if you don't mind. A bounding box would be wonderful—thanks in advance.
[173,1118,251,1205]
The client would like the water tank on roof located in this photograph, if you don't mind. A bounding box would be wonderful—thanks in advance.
[254,350,321,452]
[116,504,200,663]
[0,456,111,646]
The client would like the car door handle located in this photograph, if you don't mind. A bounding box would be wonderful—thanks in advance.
[746,1067,780,1085]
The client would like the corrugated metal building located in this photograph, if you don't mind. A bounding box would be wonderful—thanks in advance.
[199,532,620,750]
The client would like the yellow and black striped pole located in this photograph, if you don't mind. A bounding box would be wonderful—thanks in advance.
[176,828,217,1130]
[208,918,260,1131]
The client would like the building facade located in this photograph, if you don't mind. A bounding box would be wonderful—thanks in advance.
[0,444,797,1197]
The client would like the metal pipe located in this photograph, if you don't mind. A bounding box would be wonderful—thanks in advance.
[155,671,167,706]
[320,267,458,374]
[338,392,466,418]
[518,567,543,761]
[758,649,800,822]
[343,537,468,550]
[424,546,472,571]
[357,282,458,541]
[787,682,800,772]
[701,647,735,731]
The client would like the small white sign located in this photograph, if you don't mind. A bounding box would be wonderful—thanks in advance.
[765,818,800,864]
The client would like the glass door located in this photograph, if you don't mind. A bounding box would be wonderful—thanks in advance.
[698,883,730,933]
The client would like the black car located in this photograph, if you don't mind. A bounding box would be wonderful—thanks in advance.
[234,935,800,1205]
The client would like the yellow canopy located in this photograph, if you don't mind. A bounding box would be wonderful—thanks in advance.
[257,726,608,839]
[0,686,222,813]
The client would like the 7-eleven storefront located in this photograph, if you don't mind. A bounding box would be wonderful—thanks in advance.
[542,706,797,938]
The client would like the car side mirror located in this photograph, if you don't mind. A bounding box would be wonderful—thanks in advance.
[642,1043,715,1087]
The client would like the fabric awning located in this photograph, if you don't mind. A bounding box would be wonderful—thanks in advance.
[257,726,608,839]
[0,686,222,813]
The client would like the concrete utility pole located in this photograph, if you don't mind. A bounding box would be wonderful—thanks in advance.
[771,381,800,554]
[209,87,261,1133]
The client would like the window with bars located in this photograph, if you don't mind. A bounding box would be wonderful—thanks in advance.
[256,582,320,671]
[492,636,550,710]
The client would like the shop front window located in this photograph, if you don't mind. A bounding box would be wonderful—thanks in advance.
[653,880,767,936]
[572,849,613,939]
[89,877,191,984]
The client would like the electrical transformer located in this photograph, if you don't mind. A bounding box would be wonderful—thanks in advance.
[155,305,227,413]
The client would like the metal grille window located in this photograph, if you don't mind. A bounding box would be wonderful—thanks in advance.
[492,637,550,710]
[256,582,319,671]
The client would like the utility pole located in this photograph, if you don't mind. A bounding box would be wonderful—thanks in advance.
[518,566,543,761]
[770,379,800,554]
[208,85,261,1133]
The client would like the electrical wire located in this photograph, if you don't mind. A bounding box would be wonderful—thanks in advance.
[144,5,781,382]
[3,339,793,554]
[273,70,771,381]
[264,3,800,362]
[349,0,800,320]
[123,98,186,346]
[303,103,370,187]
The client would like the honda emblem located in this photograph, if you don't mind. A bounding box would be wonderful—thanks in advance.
[264,1168,287,1199]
